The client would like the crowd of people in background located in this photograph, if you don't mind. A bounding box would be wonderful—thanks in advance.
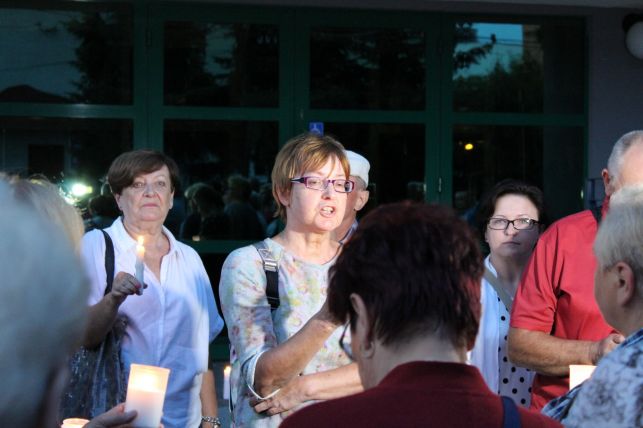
[0,130,642,428]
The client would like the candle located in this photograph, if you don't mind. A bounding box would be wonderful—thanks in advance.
[223,365,231,400]
[125,364,170,428]
[61,418,89,428]
[135,236,145,288]
[569,364,596,389]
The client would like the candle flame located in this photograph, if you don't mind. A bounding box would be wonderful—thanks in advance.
[138,236,144,246]
[224,365,231,375]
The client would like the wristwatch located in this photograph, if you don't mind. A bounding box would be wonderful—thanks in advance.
[202,416,222,427]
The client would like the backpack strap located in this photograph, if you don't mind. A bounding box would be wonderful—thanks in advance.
[101,230,115,295]
[252,241,280,311]
[501,396,521,428]
[483,267,514,311]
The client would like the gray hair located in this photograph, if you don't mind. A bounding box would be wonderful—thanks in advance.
[0,185,88,426]
[594,184,643,293]
[606,130,643,185]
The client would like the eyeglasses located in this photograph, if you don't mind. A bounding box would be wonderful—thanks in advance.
[338,322,354,360]
[488,217,539,231]
[129,180,169,193]
[290,176,354,193]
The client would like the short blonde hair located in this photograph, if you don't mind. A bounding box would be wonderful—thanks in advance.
[1,175,85,248]
[271,133,349,222]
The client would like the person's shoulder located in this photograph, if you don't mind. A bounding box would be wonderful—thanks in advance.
[81,227,106,247]
[281,398,356,428]
[538,210,596,244]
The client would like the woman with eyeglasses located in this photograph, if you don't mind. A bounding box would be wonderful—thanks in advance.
[80,150,224,428]
[469,179,546,407]
[219,132,362,427]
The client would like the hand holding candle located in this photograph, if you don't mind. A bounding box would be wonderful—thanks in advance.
[135,236,145,294]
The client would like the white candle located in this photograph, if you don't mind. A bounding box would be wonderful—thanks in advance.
[135,236,145,287]
[223,365,231,400]
[125,364,170,428]
[61,418,89,428]
[569,364,596,389]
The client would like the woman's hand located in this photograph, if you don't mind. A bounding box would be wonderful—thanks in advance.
[109,272,147,305]
[250,377,307,416]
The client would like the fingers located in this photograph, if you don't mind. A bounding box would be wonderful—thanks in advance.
[112,272,146,298]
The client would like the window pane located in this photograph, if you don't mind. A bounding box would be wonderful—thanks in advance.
[324,123,425,209]
[452,125,584,222]
[0,7,133,104]
[164,22,279,107]
[310,28,425,110]
[164,120,278,241]
[453,21,584,114]
[0,116,132,187]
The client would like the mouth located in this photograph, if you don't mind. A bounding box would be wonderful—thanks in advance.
[320,206,336,217]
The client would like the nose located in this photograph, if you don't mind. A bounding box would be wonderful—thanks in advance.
[504,221,519,235]
[143,183,156,196]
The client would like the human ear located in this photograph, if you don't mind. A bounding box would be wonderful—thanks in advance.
[614,262,636,306]
[354,190,370,212]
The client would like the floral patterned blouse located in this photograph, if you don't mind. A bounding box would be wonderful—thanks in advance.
[219,238,352,427]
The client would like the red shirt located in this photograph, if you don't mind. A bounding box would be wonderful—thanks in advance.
[280,361,561,428]
[510,209,614,410]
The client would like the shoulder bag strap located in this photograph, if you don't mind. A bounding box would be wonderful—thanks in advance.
[100,230,115,295]
[501,396,521,428]
[483,267,514,312]
[252,241,280,311]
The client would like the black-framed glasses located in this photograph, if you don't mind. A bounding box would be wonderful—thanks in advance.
[290,176,354,193]
[488,217,539,231]
[338,322,354,360]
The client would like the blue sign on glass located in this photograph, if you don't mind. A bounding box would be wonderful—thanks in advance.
[309,122,324,135]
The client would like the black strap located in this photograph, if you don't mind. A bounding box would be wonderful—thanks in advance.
[252,241,280,311]
[501,396,521,428]
[101,230,115,296]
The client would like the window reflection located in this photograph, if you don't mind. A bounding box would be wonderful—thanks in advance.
[310,28,425,110]
[453,21,583,114]
[164,22,279,107]
[164,120,278,241]
[0,7,133,104]
[453,125,583,222]
[323,123,425,210]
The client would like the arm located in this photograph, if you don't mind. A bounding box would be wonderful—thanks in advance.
[253,301,341,396]
[251,363,363,416]
[508,328,624,376]
[85,403,136,428]
[200,369,219,428]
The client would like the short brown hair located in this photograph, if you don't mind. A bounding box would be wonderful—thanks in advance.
[107,150,180,195]
[271,133,349,222]
[328,201,483,350]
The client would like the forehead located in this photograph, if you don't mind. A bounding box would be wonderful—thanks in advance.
[134,165,170,180]
[301,156,345,176]
[493,194,538,214]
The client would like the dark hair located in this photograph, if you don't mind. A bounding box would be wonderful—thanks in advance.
[107,150,180,195]
[328,201,483,350]
[475,179,546,237]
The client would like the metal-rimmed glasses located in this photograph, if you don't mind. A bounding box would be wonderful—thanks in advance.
[338,322,354,360]
[488,217,539,231]
[290,176,354,193]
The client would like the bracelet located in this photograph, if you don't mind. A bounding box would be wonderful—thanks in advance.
[202,416,221,427]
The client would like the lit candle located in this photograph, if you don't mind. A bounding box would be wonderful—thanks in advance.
[223,365,231,400]
[569,364,596,389]
[135,236,145,288]
[61,418,89,428]
[125,364,170,428]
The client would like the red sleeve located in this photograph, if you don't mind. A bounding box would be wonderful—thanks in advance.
[510,225,562,333]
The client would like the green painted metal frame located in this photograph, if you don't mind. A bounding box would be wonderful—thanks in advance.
[0,1,589,253]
